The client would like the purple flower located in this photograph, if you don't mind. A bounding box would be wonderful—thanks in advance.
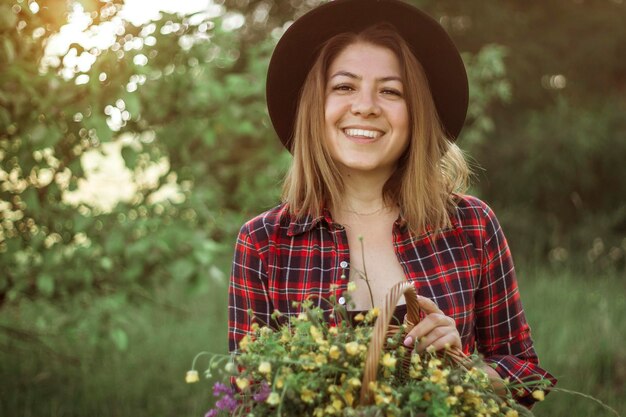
[212,382,234,397]
[215,395,238,412]
[204,410,218,417]
[253,381,271,402]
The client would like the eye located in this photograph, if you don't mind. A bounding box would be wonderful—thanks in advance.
[381,88,403,97]
[332,84,354,92]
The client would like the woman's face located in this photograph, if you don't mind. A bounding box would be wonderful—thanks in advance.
[324,41,409,178]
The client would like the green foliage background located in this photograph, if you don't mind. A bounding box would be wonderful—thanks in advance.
[0,0,624,416]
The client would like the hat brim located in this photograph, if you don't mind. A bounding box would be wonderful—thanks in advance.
[266,0,468,150]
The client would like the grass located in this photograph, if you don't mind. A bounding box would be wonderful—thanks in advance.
[517,265,626,417]
[0,282,230,417]
[0,266,624,417]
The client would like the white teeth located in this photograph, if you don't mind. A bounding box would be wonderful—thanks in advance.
[343,128,380,139]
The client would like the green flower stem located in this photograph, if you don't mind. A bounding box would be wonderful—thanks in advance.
[190,351,212,371]
[358,236,375,309]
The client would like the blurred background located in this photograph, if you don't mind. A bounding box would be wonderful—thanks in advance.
[0,0,624,416]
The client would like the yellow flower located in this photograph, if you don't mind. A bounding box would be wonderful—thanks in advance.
[453,385,464,395]
[276,377,284,389]
[344,391,354,406]
[432,368,450,386]
[353,313,365,322]
[428,357,442,368]
[185,370,199,383]
[410,353,421,364]
[329,326,338,335]
[331,396,343,411]
[347,281,357,292]
[445,396,458,406]
[348,377,361,388]
[532,390,545,401]
[297,312,308,321]
[505,410,519,417]
[381,383,393,394]
[266,392,280,406]
[301,388,315,403]
[239,335,250,351]
[310,325,323,341]
[258,361,272,374]
[329,345,341,360]
[430,369,445,384]
[224,362,236,373]
[345,341,360,356]
[315,353,327,365]
[235,377,250,390]
[382,353,397,369]
[374,393,392,405]
[324,405,337,415]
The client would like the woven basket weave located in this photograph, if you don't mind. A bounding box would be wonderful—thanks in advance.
[359,281,471,404]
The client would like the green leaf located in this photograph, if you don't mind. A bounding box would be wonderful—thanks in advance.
[123,93,141,116]
[202,129,216,146]
[167,258,196,282]
[72,213,92,232]
[88,115,113,143]
[121,146,139,169]
[105,232,125,253]
[36,273,55,297]
[100,256,114,271]
[22,187,41,217]
[110,328,128,351]
[2,38,15,63]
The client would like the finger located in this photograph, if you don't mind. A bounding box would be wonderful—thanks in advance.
[416,295,443,315]
[423,332,462,353]
[403,313,451,347]
[409,313,453,339]
[417,327,461,352]
[415,325,451,351]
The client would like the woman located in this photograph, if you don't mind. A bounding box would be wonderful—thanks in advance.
[229,0,555,406]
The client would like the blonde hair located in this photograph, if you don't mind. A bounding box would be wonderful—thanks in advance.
[282,24,470,235]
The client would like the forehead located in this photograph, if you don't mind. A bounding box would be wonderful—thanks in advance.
[328,41,402,78]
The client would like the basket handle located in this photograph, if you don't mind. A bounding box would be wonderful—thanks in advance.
[359,281,421,405]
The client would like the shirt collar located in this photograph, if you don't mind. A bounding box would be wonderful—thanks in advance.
[287,207,336,236]
[286,205,410,236]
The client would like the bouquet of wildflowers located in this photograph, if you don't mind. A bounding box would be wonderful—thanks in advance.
[187,282,548,417]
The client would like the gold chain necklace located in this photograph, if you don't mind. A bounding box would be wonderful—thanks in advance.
[342,205,389,216]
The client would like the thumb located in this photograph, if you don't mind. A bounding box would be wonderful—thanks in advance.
[416,295,443,315]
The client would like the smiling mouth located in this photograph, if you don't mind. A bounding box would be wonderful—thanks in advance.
[342,128,383,139]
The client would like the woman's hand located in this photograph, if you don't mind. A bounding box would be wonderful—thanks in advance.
[403,295,461,352]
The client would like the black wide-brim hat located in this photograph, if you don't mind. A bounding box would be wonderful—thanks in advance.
[266,0,468,151]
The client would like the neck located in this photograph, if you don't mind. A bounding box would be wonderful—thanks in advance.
[332,168,393,216]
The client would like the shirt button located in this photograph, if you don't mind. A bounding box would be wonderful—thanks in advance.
[340,261,348,269]
[338,296,346,305]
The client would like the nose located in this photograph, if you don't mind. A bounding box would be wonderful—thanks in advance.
[351,89,381,117]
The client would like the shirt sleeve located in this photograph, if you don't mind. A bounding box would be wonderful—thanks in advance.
[474,203,557,406]
[228,223,273,354]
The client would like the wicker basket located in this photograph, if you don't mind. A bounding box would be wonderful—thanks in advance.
[359,281,471,404]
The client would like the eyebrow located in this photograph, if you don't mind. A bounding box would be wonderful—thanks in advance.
[329,70,402,83]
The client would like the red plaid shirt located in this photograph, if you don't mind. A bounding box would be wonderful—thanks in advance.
[228,195,556,404]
